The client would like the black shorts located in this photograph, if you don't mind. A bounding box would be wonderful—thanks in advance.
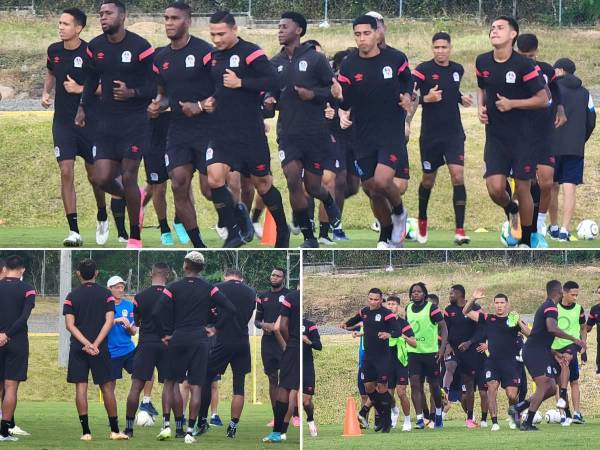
[455,348,486,377]
[303,362,316,395]
[279,345,299,391]
[279,132,329,175]
[523,344,558,379]
[208,339,251,377]
[133,341,169,382]
[388,357,409,388]
[554,155,584,185]
[534,135,556,168]
[261,338,283,376]
[556,344,581,382]
[484,358,521,388]
[362,356,391,385]
[355,144,410,181]
[420,134,465,173]
[0,337,28,382]
[52,117,95,164]
[167,333,209,386]
[483,133,536,180]
[94,111,150,162]
[67,346,113,385]
[357,368,367,395]
[144,122,169,185]
[408,352,440,380]
[322,134,346,173]
[337,133,359,176]
[110,348,136,380]
[165,124,209,176]
[208,135,271,177]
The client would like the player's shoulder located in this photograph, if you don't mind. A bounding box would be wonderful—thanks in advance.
[88,33,106,47]
[384,45,407,59]
[415,59,432,71]
[190,35,214,53]
[126,30,151,47]
[47,41,64,54]
[238,38,263,55]
[304,318,315,327]
[476,50,493,64]
[449,60,464,72]
[591,303,600,313]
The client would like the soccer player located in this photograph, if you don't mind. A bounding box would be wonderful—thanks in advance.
[405,282,448,429]
[303,317,322,437]
[255,268,289,424]
[0,256,35,442]
[267,12,341,248]
[196,268,256,438]
[152,251,236,444]
[412,32,472,245]
[585,284,600,374]
[340,288,400,433]
[550,280,586,425]
[263,289,300,443]
[75,1,156,248]
[335,15,413,248]
[206,11,289,248]
[463,291,530,430]
[385,295,416,431]
[509,280,586,431]
[43,8,108,247]
[63,258,128,440]
[476,16,548,247]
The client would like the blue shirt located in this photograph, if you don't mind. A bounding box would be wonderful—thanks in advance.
[108,299,136,358]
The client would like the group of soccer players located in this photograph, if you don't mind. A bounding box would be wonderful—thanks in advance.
[336,279,593,434]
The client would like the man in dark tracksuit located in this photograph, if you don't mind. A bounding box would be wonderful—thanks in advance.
[548,58,596,242]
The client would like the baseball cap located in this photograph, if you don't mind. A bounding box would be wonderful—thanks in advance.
[554,58,576,74]
[107,275,126,288]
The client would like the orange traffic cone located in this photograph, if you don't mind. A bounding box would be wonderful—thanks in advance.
[261,209,277,246]
[342,397,362,437]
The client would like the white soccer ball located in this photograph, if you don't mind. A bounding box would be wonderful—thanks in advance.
[136,410,155,427]
[521,410,542,425]
[577,220,599,240]
[545,409,561,424]
[405,217,418,241]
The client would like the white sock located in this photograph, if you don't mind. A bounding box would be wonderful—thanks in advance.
[550,224,559,231]
[143,396,151,404]
[416,413,423,421]
[560,227,568,234]
[435,407,442,415]
[537,213,546,233]
[404,416,411,424]
[187,427,194,433]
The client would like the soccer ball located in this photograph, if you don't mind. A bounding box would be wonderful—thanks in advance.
[577,220,599,240]
[405,217,418,241]
[545,409,561,424]
[136,410,155,427]
[521,410,542,424]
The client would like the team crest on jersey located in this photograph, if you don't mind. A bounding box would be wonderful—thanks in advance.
[382,66,393,79]
[164,154,170,166]
[185,54,195,68]
[279,295,285,302]
[505,71,516,84]
[278,150,285,161]
[335,159,340,168]
[122,309,128,317]
[92,146,97,158]
[453,71,460,82]
[74,56,83,68]
[302,325,305,332]
[206,147,214,160]
[121,50,132,63]
[299,60,308,72]
[150,172,158,181]
[423,161,431,171]
[229,54,240,67]
[486,371,491,379]
[543,74,548,83]
[277,65,284,72]
[54,146,60,157]
[375,314,381,322]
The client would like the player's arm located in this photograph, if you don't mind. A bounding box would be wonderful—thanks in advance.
[233,49,278,92]
[518,319,531,336]
[401,323,417,348]
[210,287,237,330]
[79,45,100,112]
[546,315,586,350]
[152,288,175,340]
[64,314,93,348]
[5,289,35,338]
[341,311,361,330]
[308,324,322,351]
[585,91,596,142]
[306,53,334,103]
[273,315,287,350]
[253,296,267,329]
[275,314,289,344]
[585,307,598,333]
[432,307,448,361]
[580,307,588,343]
[93,309,116,350]
[41,67,55,109]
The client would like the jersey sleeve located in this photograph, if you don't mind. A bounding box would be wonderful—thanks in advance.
[345,310,362,328]
[587,305,600,327]
[210,286,237,330]
[400,320,415,338]
[46,46,54,72]
[396,52,412,94]
[312,52,335,103]
[337,59,354,110]
[255,296,265,322]
[475,55,486,90]
[241,46,279,92]
[63,294,74,316]
[521,57,545,95]
[81,42,100,108]
[412,63,426,93]
[543,304,559,320]
[105,295,116,313]
[430,306,444,324]
[279,294,294,318]
[6,285,36,337]
[579,306,586,325]
[308,323,322,350]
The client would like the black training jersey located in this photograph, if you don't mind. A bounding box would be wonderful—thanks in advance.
[444,303,481,348]
[280,289,300,348]
[62,282,115,347]
[530,60,560,136]
[587,304,600,342]
[303,319,322,366]
[478,313,520,360]
[0,277,36,339]
[214,279,256,342]
[475,50,545,138]
[270,42,333,137]
[526,298,559,348]
[346,306,400,357]
[153,36,214,129]
[413,59,465,140]
[133,285,165,344]
[82,31,155,115]
[338,47,412,153]
[210,38,278,138]
[256,287,290,343]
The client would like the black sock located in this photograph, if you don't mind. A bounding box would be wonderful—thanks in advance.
[531,182,541,228]
[187,418,196,433]
[251,207,263,223]
[379,224,393,243]
[526,409,536,426]
[273,401,288,433]
[108,416,119,433]
[130,224,141,240]
[79,414,91,435]
[307,195,315,223]
[111,198,128,238]
[322,193,341,227]
[319,222,330,239]
[306,404,314,422]
[297,209,315,240]
[560,388,568,400]
[282,421,289,433]
[159,218,170,234]
[423,405,430,419]
[515,400,530,413]
[359,405,370,417]
[97,207,108,222]
[67,213,79,233]
[481,411,488,422]
[231,417,239,424]
[0,420,9,437]
[186,227,206,248]
[174,215,181,224]
[503,201,519,221]
[505,179,513,198]
[163,413,170,428]
[467,409,473,420]
[211,186,236,232]
[453,184,466,229]
[418,183,432,220]
[260,186,288,233]
[126,416,134,430]
[175,416,184,432]
[521,224,534,246]
[8,417,14,429]
[391,201,404,216]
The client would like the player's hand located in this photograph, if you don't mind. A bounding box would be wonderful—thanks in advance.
[263,95,277,111]
[461,94,473,107]
[205,326,216,337]
[113,80,134,101]
[399,93,412,112]
[472,287,485,300]
[179,101,202,118]
[554,105,567,128]
[338,109,352,129]
[331,77,343,100]
[436,348,445,363]
[161,335,172,346]
[120,317,131,328]
[575,339,587,352]
[201,96,216,113]
[476,342,488,353]
[264,121,270,134]
[0,333,8,347]
[405,122,411,144]
[63,75,83,94]
[223,69,242,89]
[444,345,455,357]
[148,98,161,119]
[74,105,86,128]
[339,322,348,330]
[41,91,52,109]
[294,86,315,101]
[478,105,488,124]
[458,340,472,352]
[378,332,391,340]
[262,322,275,333]
[302,335,312,345]
[324,102,335,120]
[495,93,513,112]
[423,85,443,103]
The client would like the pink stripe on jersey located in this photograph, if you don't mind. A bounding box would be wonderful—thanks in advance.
[86,47,93,58]
[163,288,173,299]
[152,64,160,74]
[384,313,395,321]
[475,69,483,77]
[281,299,292,309]
[397,61,408,74]
[25,290,36,297]
[401,325,411,333]
[64,299,72,306]
[544,306,558,314]
[430,308,441,316]
[139,47,155,61]
[523,70,539,82]
[338,74,352,85]
[256,297,262,304]
[309,325,318,331]
[245,49,266,65]
[210,287,219,296]
[412,69,426,80]
[107,296,116,303]
[203,52,212,66]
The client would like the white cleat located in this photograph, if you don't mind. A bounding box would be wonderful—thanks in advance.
[402,422,412,432]
[391,407,400,429]
[156,427,171,441]
[184,433,196,444]
[561,417,572,427]
[454,233,471,245]
[253,222,264,239]
[80,433,92,441]
[215,224,228,241]
[281,433,287,441]
[308,421,318,437]
[96,220,109,245]
[491,423,500,431]
[508,418,516,430]
[391,209,408,245]
[0,435,18,442]
[9,426,30,436]
[416,231,428,244]
[376,240,390,249]
[109,432,129,440]
[480,420,488,428]
[118,236,128,244]
[63,231,83,247]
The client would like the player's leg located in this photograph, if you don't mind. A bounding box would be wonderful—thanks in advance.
[548,181,561,238]
[251,195,265,238]
[536,164,554,232]
[396,384,411,430]
[170,164,205,248]
[58,159,81,240]
[210,379,220,423]
[317,169,336,244]
[207,162,243,247]
[461,372,476,426]
[372,162,407,245]
[417,170,437,244]
[120,158,143,244]
[283,160,317,246]
[486,380,499,428]
[0,380,18,439]
[100,380,125,436]
[251,173,290,248]
[561,183,576,240]
[84,162,109,245]
[75,382,91,437]
[448,163,469,244]
[514,178,535,246]
[151,182,173,245]
[240,173,255,211]
[226,369,246,438]
[124,377,145,436]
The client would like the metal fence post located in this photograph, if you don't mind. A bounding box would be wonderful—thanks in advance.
[399,0,403,17]
[58,249,72,368]
[41,249,46,297]
[559,0,562,25]
[324,0,329,23]
[248,0,252,18]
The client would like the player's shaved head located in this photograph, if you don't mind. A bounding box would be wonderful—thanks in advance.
[546,279,563,299]
[224,268,243,280]
[151,262,170,279]
[5,255,24,270]
[77,258,97,281]
[102,0,126,13]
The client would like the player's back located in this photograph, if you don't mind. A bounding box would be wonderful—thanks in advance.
[215,279,256,340]
[0,277,35,334]
[134,285,165,343]
[64,282,115,345]
[164,276,215,331]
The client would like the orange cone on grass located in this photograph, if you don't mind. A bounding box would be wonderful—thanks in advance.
[261,209,277,246]
[342,397,362,436]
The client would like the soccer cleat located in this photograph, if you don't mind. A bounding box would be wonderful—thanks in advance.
[118,236,128,244]
[454,228,470,245]
[507,406,521,427]
[318,236,335,246]
[391,406,400,428]
[491,423,500,431]
[8,426,30,436]
[160,232,174,246]
[559,231,571,242]
[281,433,287,441]
[560,417,572,427]
[517,243,530,248]
[391,209,408,245]
[223,226,246,248]
[417,219,428,244]
[292,416,300,428]
[0,435,18,442]
[300,238,319,248]
[226,424,237,438]
[63,231,83,247]
[556,398,567,409]
[156,427,171,440]
[80,434,92,441]
[548,226,560,240]
[370,220,380,232]
[109,431,129,440]
[332,228,349,241]
[215,224,228,241]
[175,430,186,439]
[508,418,517,430]
[427,420,435,429]
[173,222,190,244]
[96,220,109,245]
[356,411,369,429]
[127,238,142,248]
[262,431,282,443]
[308,421,318,437]
[124,428,133,438]
[253,221,264,239]
[197,419,209,435]
[573,412,584,424]
[466,419,477,429]
[210,415,223,426]
[236,203,255,244]
[480,420,488,428]
[145,401,159,417]
[275,227,291,248]
[519,423,539,432]
[138,188,146,229]
[376,240,390,249]
[402,422,411,432]
[184,433,196,444]
[434,414,443,429]
[266,419,274,427]
[531,232,549,248]
[509,203,522,240]
[415,418,425,429]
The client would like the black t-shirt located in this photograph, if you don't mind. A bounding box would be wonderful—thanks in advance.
[256,287,290,344]
[413,59,465,140]
[525,298,559,348]
[338,47,412,154]
[303,318,322,366]
[478,313,520,360]
[210,38,278,138]
[133,285,165,344]
[530,60,561,136]
[280,289,300,348]
[346,305,400,358]
[445,303,481,348]
[475,50,545,138]
[153,36,214,130]
[0,277,36,339]
[214,279,256,343]
[62,282,115,348]
[586,303,600,342]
